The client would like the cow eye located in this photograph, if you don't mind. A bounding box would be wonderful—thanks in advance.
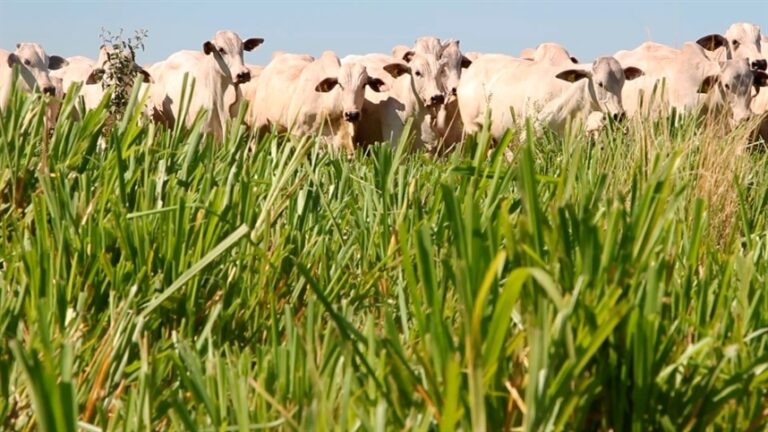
[732,40,740,49]
[414,71,422,77]
[724,83,731,90]
[597,82,604,88]
[23,59,31,66]
[218,47,226,54]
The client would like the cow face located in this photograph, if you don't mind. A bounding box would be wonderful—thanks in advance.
[556,56,643,121]
[439,39,472,97]
[385,52,446,108]
[203,31,263,85]
[699,59,768,124]
[315,62,388,123]
[7,42,66,96]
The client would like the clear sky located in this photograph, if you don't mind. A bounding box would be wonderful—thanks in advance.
[0,1,766,66]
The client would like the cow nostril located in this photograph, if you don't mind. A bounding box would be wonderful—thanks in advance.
[451,87,457,96]
[344,111,360,122]
[43,86,56,96]
[612,112,626,123]
[752,59,767,71]
[236,71,251,83]
[430,94,445,105]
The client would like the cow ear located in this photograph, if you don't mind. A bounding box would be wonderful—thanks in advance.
[7,53,19,67]
[315,77,339,93]
[383,62,411,78]
[86,68,105,85]
[754,70,768,88]
[402,50,415,63]
[698,75,719,93]
[48,55,68,70]
[243,38,264,52]
[570,56,579,64]
[134,65,153,83]
[366,77,389,92]
[556,69,592,83]
[203,41,215,55]
[623,66,644,81]
[696,34,728,51]
[461,55,472,69]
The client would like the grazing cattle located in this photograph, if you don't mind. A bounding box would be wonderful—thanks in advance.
[395,37,471,150]
[458,54,642,140]
[345,48,447,149]
[0,43,67,110]
[615,40,768,125]
[148,30,263,140]
[428,38,473,151]
[697,23,766,71]
[250,51,388,153]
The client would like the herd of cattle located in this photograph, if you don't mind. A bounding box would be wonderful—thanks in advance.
[1,22,768,152]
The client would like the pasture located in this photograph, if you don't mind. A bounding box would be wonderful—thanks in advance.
[2,71,768,431]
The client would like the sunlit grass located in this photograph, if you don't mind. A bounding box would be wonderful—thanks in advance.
[2,81,768,431]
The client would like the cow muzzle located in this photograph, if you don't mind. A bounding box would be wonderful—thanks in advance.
[344,111,361,122]
[42,86,56,96]
[752,59,767,72]
[235,70,251,84]
[429,94,445,106]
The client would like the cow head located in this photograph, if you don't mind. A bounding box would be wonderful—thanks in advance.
[556,56,643,121]
[697,23,766,71]
[438,39,472,97]
[384,51,446,108]
[315,62,388,123]
[203,31,264,85]
[698,58,768,124]
[8,42,67,96]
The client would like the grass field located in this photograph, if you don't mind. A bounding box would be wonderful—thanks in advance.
[2,81,768,431]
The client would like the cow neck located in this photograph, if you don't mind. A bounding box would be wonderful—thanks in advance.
[537,78,594,131]
[204,53,232,139]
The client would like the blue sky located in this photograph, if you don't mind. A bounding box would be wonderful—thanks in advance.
[0,1,766,66]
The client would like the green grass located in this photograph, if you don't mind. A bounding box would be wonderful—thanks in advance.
[2,82,768,431]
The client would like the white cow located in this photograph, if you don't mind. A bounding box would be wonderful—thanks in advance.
[615,40,768,125]
[458,54,643,140]
[407,37,473,152]
[0,43,67,110]
[148,30,263,140]
[250,51,389,153]
[343,49,447,150]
